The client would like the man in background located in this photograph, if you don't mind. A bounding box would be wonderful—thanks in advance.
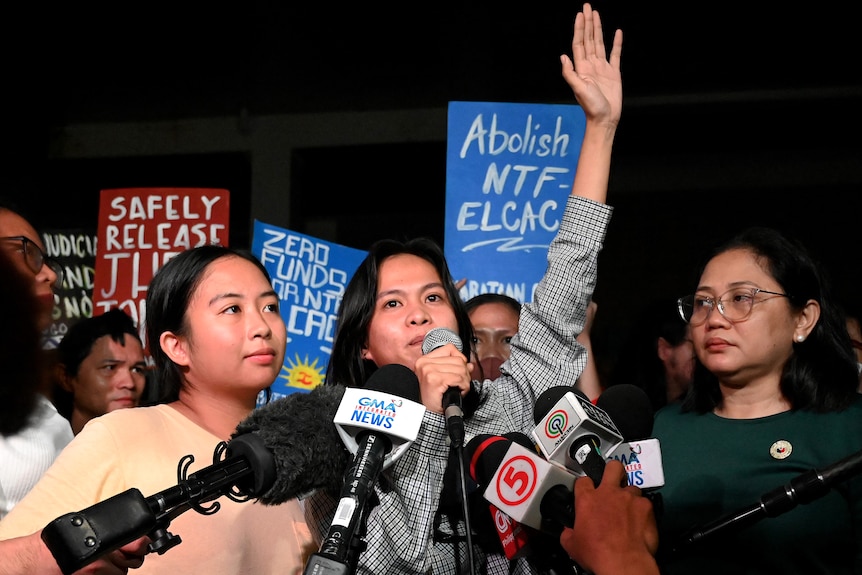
[54,309,148,435]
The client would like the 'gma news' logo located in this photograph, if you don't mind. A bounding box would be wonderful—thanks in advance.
[349,395,403,430]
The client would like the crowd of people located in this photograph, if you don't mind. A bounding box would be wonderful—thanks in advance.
[2,3,861,575]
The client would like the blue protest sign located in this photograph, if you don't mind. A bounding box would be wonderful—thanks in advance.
[445,101,585,303]
[252,220,368,398]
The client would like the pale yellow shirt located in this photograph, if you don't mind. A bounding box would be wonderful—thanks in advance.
[0,404,315,574]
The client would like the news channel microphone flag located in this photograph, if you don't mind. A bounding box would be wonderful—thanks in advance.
[444,101,586,304]
[252,219,368,399]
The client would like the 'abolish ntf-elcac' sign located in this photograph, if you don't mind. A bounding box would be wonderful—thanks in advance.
[444,101,585,304]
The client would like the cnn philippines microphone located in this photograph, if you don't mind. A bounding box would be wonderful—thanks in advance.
[468,432,536,560]
[306,364,425,573]
[42,384,356,574]
[531,386,623,486]
[466,432,578,535]
[422,326,466,448]
[596,384,665,491]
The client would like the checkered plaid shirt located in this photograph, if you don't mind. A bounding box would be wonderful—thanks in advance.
[304,195,612,574]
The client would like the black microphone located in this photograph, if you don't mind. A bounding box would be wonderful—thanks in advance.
[305,364,423,574]
[466,431,578,535]
[233,383,352,503]
[596,384,665,492]
[422,327,466,448]
[42,384,355,574]
[465,432,536,560]
[531,386,623,486]
[677,448,862,549]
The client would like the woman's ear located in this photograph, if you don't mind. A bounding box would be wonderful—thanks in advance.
[795,299,821,341]
[160,331,190,367]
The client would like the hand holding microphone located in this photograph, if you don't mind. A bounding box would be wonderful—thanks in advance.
[420,327,470,448]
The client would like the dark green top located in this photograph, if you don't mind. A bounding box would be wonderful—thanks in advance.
[653,394,862,574]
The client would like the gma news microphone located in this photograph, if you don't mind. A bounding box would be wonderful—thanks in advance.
[597,384,665,491]
[307,364,425,572]
[531,386,623,485]
[466,432,577,535]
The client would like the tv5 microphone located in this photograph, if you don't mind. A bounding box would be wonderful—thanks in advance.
[597,384,665,491]
[307,364,425,571]
[468,432,536,560]
[422,326,466,448]
[531,386,623,486]
[466,432,577,535]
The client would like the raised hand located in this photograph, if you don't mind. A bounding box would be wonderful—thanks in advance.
[561,3,623,128]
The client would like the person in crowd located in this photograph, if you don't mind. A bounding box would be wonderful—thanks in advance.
[559,459,660,575]
[465,294,603,402]
[653,226,862,574]
[0,248,148,574]
[0,199,74,519]
[464,293,521,382]
[303,4,629,573]
[54,308,148,435]
[842,303,862,390]
[0,245,315,574]
[606,297,695,412]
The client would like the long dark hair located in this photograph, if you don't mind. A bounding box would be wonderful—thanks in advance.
[0,250,42,435]
[146,244,273,403]
[326,237,473,388]
[681,227,858,413]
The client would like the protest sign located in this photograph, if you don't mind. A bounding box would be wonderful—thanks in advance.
[41,229,98,349]
[444,101,586,303]
[252,219,367,398]
[92,188,230,355]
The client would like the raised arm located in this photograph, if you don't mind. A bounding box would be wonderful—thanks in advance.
[562,3,622,204]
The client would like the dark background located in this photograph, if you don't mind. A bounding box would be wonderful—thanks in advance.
[7,2,861,374]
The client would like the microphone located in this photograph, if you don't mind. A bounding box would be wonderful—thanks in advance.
[233,383,353,504]
[677,447,862,549]
[471,432,536,560]
[306,364,424,572]
[42,384,358,574]
[531,386,623,486]
[466,432,577,535]
[422,326,466,448]
[332,365,425,471]
[596,384,665,491]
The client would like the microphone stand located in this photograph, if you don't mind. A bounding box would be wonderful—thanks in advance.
[443,387,476,575]
[452,440,477,575]
[672,448,862,553]
[42,436,271,575]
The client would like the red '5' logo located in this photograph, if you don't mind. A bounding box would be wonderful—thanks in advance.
[495,454,538,506]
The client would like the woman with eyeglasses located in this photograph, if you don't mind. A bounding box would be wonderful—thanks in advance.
[0,199,75,520]
[0,203,64,331]
[652,226,862,574]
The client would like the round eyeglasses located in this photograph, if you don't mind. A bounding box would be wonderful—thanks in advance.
[677,287,790,326]
[1,236,65,290]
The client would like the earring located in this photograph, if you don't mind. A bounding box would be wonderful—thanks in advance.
[796,335,805,342]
